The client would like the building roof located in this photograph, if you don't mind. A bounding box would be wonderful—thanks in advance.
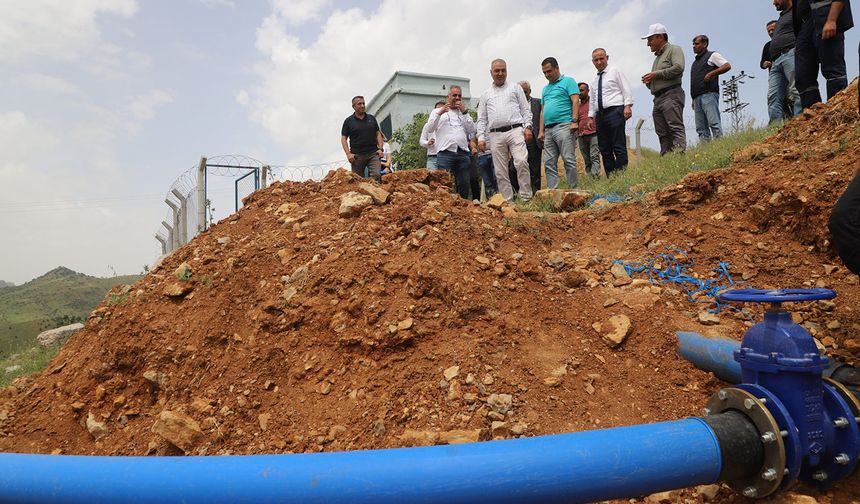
[367,70,471,114]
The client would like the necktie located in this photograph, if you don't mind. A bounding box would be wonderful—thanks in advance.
[597,71,604,112]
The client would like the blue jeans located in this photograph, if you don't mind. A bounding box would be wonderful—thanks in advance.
[693,92,722,141]
[578,133,601,176]
[437,149,472,199]
[426,155,438,170]
[477,153,498,199]
[767,49,802,123]
[542,123,578,189]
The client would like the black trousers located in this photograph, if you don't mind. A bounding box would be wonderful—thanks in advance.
[829,170,860,276]
[509,147,541,193]
[795,9,848,108]
[596,106,628,175]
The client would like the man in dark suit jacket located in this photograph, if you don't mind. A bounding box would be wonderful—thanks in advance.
[518,81,543,192]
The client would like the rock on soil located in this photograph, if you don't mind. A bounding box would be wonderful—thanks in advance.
[2,85,860,503]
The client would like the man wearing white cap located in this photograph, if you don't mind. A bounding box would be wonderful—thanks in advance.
[641,23,687,155]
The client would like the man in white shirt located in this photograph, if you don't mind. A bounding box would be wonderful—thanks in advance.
[690,35,732,141]
[586,48,634,176]
[420,101,445,170]
[477,59,534,202]
[425,86,477,199]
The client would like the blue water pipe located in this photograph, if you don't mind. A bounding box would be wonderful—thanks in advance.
[676,331,742,383]
[0,419,722,504]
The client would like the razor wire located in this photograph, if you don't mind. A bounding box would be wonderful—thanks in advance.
[612,248,749,314]
[154,156,348,252]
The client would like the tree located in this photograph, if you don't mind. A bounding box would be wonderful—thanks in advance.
[390,112,429,170]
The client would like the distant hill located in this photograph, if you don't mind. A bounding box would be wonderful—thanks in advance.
[0,280,13,288]
[0,267,141,357]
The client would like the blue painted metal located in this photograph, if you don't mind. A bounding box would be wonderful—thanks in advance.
[718,287,860,488]
[0,419,722,504]
[719,288,835,304]
[676,331,742,383]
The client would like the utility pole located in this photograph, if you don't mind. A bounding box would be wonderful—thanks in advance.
[721,71,754,133]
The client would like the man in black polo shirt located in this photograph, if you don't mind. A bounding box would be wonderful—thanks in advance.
[340,96,384,181]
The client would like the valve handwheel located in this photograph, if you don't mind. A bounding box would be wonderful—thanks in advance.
[718,288,836,304]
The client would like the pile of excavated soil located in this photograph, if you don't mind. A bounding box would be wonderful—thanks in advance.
[2,83,860,503]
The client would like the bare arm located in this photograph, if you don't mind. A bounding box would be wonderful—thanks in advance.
[341,136,355,163]
[569,93,580,132]
[823,1,845,39]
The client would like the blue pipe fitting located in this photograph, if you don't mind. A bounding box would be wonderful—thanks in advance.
[717,288,860,491]
[0,419,723,504]
[676,331,742,383]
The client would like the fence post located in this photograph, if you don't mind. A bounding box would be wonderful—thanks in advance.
[261,165,270,189]
[165,198,181,251]
[634,119,645,164]
[161,221,175,253]
[155,235,168,256]
[197,157,207,233]
[171,189,188,246]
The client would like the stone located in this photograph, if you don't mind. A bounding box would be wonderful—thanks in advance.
[826,320,842,330]
[482,374,494,385]
[533,189,591,211]
[163,283,192,298]
[86,412,108,441]
[771,493,818,504]
[599,314,632,348]
[485,193,506,210]
[443,365,460,382]
[358,182,391,205]
[217,236,231,245]
[328,424,347,440]
[151,410,205,454]
[487,393,513,415]
[174,262,192,280]
[603,297,619,307]
[491,421,510,438]
[143,370,166,387]
[697,311,720,326]
[610,262,630,280]
[646,490,680,503]
[697,484,721,502]
[4,365,20,374]
[546,251,565,269]
[475,255,491,265]
[36,323,84,346]
[372,419,386,436]
[438,429,481,444]
[397,317,414,331]
[510,422,526,436]
[258,413,271,431]
[338,192,374,218]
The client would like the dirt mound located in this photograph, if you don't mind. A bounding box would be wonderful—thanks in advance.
[2,84,860,502]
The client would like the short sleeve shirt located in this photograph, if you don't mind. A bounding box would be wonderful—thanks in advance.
[541,75,579,126]
[341,113,380,155]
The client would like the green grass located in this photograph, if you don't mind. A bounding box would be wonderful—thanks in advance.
[0,267,140,358]
[516,126,779,212]
[578,126,779,198]
[0,343,62,388]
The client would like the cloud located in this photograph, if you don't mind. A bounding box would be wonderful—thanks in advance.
[269,0,331,26]
[0,0,138,64]
[245,0,659,164]
[197,0,236,8]
[129,89,174,121]
[13,73,80,96]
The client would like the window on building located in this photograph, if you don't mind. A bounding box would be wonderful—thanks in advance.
[380,115,392,140]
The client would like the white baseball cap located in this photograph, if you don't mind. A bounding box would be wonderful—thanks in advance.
[641,23,668,39]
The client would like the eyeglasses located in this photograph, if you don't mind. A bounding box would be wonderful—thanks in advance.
[451,93,461,97]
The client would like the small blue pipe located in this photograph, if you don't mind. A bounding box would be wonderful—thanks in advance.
[676,331,742,383]
[0,418,721,504]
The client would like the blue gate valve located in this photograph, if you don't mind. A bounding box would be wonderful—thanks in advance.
[711,288,860,497]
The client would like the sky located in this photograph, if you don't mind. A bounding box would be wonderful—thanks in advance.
[1,0,858,285]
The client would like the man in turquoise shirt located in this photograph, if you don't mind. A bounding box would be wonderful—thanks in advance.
[538,57,580,189]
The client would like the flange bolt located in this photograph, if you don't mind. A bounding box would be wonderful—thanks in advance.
[834,417,849,428]
[834,453,850,465]
[742,487,758,498]
[718,389,728,400]
[761,468,778,481]
[760,431,777,443]
[812,470,828,481]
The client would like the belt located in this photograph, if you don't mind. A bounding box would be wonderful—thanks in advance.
[810,0,832,9]
[653,84,681,98]
[489,123,523,133]
[596,105,622,114]
[427,154,437,158]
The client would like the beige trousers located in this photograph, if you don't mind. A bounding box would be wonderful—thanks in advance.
[489,128,532,201]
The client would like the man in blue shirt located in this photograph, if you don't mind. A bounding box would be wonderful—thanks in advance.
[537,57,580,189]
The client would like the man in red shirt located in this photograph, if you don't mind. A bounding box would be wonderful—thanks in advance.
[577,82,601,178]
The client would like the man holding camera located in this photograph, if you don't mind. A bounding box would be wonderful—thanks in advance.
[425,85,477,199]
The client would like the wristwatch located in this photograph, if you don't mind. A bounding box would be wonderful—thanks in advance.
[571,118,579,123]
